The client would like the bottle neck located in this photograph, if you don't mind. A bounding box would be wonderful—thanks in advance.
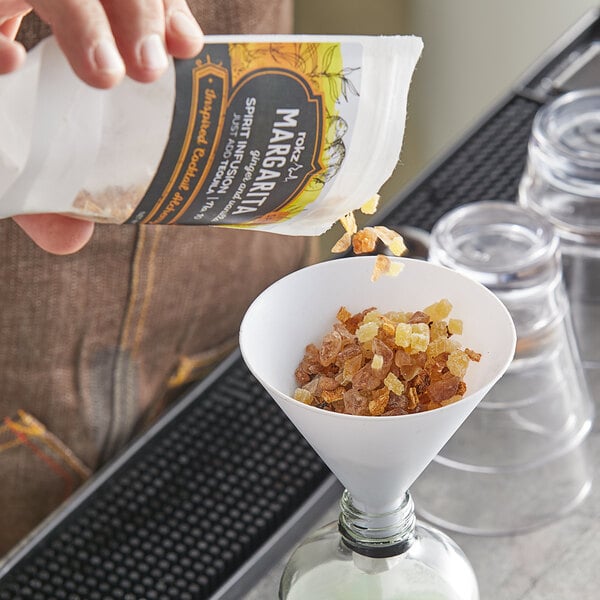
[338,490,416,558]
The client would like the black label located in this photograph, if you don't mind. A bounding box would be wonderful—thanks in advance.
[127,44,325,226]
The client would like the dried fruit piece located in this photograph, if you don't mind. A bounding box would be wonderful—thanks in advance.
[322,387,346,404]
[395,323,412,348]
[465,348,481,362]
[294,302,479,415]
[340,211,358,235]
[447,350,470,378]
[430,320,449,341]
[369,387,389,415]
[448,318,463,335]
[371,255,404,282]
[331,231,352,253]
[373,226,407,257]
[352,227,378,254]
[319,330,343,366]
[352,362,382,391]
[341,353,363,384]
[356,321,379,343]
[344,389,370,415]
[337,306,352,323]
[424,298,452,321]
[371,353,384,371]
[384,372,405,396]
[294,388,313,405]
[360,194,380,215]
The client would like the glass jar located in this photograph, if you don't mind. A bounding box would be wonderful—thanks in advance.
[519,88,600,402]
[411,201,594,535]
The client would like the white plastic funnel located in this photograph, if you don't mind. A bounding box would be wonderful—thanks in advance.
[240,257,516,514]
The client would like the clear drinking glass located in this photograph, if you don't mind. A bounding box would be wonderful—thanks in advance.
[411,201,594,535]
[519,88,600,402]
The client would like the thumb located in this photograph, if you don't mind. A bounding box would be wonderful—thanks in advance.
[12,214,95,254]
[0,13,28,73]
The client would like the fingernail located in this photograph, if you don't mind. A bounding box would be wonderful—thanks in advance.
[92,39,125,74]
[139,33,169,72]
[169,10,203,40]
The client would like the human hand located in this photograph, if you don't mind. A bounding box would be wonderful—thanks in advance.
[1,0,204,254]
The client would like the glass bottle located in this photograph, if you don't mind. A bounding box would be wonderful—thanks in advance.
[280,491,479,600]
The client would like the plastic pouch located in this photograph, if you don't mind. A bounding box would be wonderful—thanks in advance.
[0,34,422,235]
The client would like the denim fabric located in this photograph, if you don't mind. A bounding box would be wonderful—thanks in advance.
[1,0,303,558]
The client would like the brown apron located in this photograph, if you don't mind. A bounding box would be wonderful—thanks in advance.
[0,0,309,557]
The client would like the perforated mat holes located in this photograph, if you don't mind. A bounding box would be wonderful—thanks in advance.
[383,96,542,232]
[0,361,330,599]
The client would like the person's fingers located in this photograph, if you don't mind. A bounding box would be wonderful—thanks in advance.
[102,0,170,83]
[0,9,29,39]
[3,1,202,86]
[12,214,95,255]
[28,0,126,89]
[0,32,26,73]
[0,11,29,73]
[163,0,204,59]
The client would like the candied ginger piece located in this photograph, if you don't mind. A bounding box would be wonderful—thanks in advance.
[337,306,352,323]
[424,298,452,321]
[363,309,382,324]
[380,318,397,337]
[371,255,404,282]
[384,372,405,396]
[395,322,412,348]
[340,211,358,235]
[294,388,313,405]
[427,337,457,358]
[352,227,378,254]
[447,350,469,378]
[410,323,430,353]
[331,231,352,253]
[356,321,379,343]
[448,318,463,335]
[430,320,449,341]
[360,194,380,215]
[373,226,407,257]
[371,354,384,371]
[385,311,408,324]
